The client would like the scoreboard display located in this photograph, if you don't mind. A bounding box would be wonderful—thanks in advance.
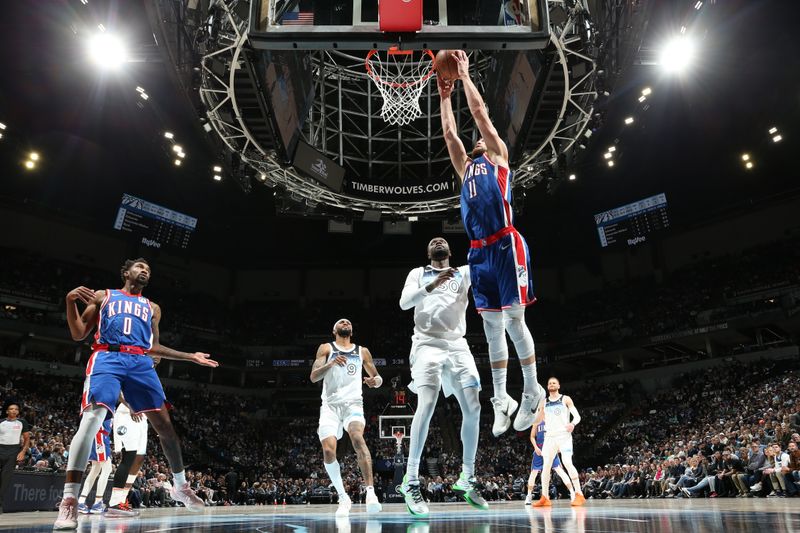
[594,193,669,248]
[113,194,197,249]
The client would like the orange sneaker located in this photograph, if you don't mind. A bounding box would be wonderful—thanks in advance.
[533,496,551,507]
[571,493,586,506]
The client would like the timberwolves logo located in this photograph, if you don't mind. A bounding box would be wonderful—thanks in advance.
[553,407,562,416]
[346,363,358,376]
[117,426,128,436]
[517,265,528,287]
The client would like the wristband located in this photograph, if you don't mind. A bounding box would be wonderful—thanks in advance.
[373,375,383,388]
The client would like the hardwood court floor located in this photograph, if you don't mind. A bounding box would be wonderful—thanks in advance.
[0,499,798,532]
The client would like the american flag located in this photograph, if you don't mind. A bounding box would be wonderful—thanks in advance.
[281,11,314,25]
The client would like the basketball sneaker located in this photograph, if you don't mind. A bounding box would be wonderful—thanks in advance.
[513,385,545,432]
[53,496,78,530]
[490,396,518,437]
[533,495,551,507]
[170,481,205,511]
[89,501,106,514]
[365,489,382,513]
[524,493,532,505]
[452,473,489,511]
[571,493,586,507]
[77,502,90,515]
[398,475,429,517]
[335,493,352,517]
[105,501,139,517]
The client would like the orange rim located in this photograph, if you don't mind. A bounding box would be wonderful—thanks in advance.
[365,48,435,89]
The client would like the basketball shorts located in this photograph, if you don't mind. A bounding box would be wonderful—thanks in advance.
[317,400,366,441]
[531,450,561,471]
[408,336,481,398]
[81,351,167,419]
[468,229,536,312]
[542,433,574,458]
[88,429,112,463]
[113,412,149,455]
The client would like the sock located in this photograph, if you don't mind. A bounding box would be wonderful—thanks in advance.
[521,363,538,395]
[109,488,127,507]
[462,463,475,479]
[406,458,420,482]
[63,482,80,500]
[366,486,375,494]
[324,461,347,495]
[173,471,186,487]
[94,497,103,505]
[78,495,87,505]
[491,368,508,399]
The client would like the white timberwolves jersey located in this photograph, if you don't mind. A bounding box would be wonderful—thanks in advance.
[407,265,471,340]
[321,343,363,405]
[544,395,570,437]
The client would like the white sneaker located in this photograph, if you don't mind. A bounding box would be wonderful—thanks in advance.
[365,490,382,513]
[491,396,518,436]
[336,493,352,516]
[514,385,544,431]
[749,482,762,492]
[399,476,429,517]
[170,482,205,511]
[524,494,532,505]
[53,496,78,530]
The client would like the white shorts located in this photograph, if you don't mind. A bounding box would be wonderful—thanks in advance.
[113,413,148,455]
[317,400,366,441]
[542,432,573,459]
[408,336,481,398]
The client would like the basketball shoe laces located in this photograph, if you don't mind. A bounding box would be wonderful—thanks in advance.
[406,482,424,504]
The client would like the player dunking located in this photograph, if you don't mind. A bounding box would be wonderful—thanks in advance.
[310,319,382,516]
[525,420,575,505]
[438,51,544,436]
[533,377,585,507]
[398,237,487,517]
[54,258,219,530]
[76,419,112,514]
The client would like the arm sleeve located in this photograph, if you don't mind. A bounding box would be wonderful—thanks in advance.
[568,404,581,426]
[459,265,471,291]
[399,268,428,310]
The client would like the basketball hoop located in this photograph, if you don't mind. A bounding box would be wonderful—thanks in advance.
[392,428,405,452]
[365,48,435,126]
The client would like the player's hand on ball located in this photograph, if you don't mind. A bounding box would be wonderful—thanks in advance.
[453,50,470,80]
[437,75,454,98]
[67,286,96,304]
[566,423,575,433]
[331,355,348,367]
[192,352,219,367]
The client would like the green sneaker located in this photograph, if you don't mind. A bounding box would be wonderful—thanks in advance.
[398,475,429,517]
[452,473,489,511]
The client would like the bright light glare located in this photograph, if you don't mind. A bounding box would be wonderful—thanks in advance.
[741,153,750,161]
[745,161,754,169]
[88,34,127,69]
[641,87,652,96]
[772,135,783,143]
[624,117,634,125]
[607,160,615,167]
[29,152,39,161]
[259,173,267,181]
[604,152,612,159]
[172,145,183,153]
[24,160,35,169]
[174,159,182,166]
[0,122,6,130]
[213,165,222,172]
[164,132,174,139]
[213,174,222,181]
[660,37,696,73]
[768,127,778,134]
[568,174,576,181]
[638,96,646,103]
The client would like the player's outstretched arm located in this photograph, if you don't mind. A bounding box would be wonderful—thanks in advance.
[437,76,469,178]
[361,347,383,388]
[452,51,508,164]
[310,343,341,383]
[65,287,104,341]
[148,303,220,367]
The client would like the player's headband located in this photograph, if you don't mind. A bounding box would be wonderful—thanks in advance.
[333,318,351,332]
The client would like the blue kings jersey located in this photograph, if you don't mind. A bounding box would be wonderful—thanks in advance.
[460,154,514,241]
[534,421,546,448]
[93,290,154,350]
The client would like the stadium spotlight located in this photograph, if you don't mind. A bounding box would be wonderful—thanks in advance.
[258,173,267,182]
[745,161,754,169]
[213,174,222,181]
[772,134,783,143]
[174,159,182,166]
[88,33,127,69]
[604,152,613,159]
[0,133,3,140]
[660,36,696,73]
[694,1,703,10]
[641,87,652,96]
[24,160,35,170]
[568,174,577,181]
[0,122,6,130]
[164,131,174,139]
[607,160,615,167]
[176,151,186,159]
[638,95,647,103]
[768,127,778,134]
[172,145,183,153]
[29,152,39,161]
[139,92,149,100]
[741,153,750,161]
[608,146,616,153]
[135,86,145,93]
[213,165,222,173]
[624,117,634,125]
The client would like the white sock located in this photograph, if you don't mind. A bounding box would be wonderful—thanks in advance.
[109,488,127,507]
[63,482,81,500]
[173,471,186,487]
[491,367,508,399]
[406,458,420,482]
[462,463,475,479]
[324,461,347,495]
[366,486,375,494]
[521,363,538,395]
[94,497,104,505]
[78,495,87,505]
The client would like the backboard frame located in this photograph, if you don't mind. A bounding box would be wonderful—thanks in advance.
[250,0,551,51]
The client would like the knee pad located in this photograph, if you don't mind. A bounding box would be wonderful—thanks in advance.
[503,307,535,359]
[481,312,508,362]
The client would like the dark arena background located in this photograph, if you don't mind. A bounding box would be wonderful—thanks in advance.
[0,0,799,531]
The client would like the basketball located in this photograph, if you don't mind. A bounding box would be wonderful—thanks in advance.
[435,49,460,81]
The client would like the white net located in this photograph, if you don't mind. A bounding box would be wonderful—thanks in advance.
[366,49,435,126]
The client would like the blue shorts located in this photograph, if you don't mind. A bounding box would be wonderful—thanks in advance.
[88,422,112,462]
[468,230,536,312]
[81,351,167,419]
[531,452,560,471]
